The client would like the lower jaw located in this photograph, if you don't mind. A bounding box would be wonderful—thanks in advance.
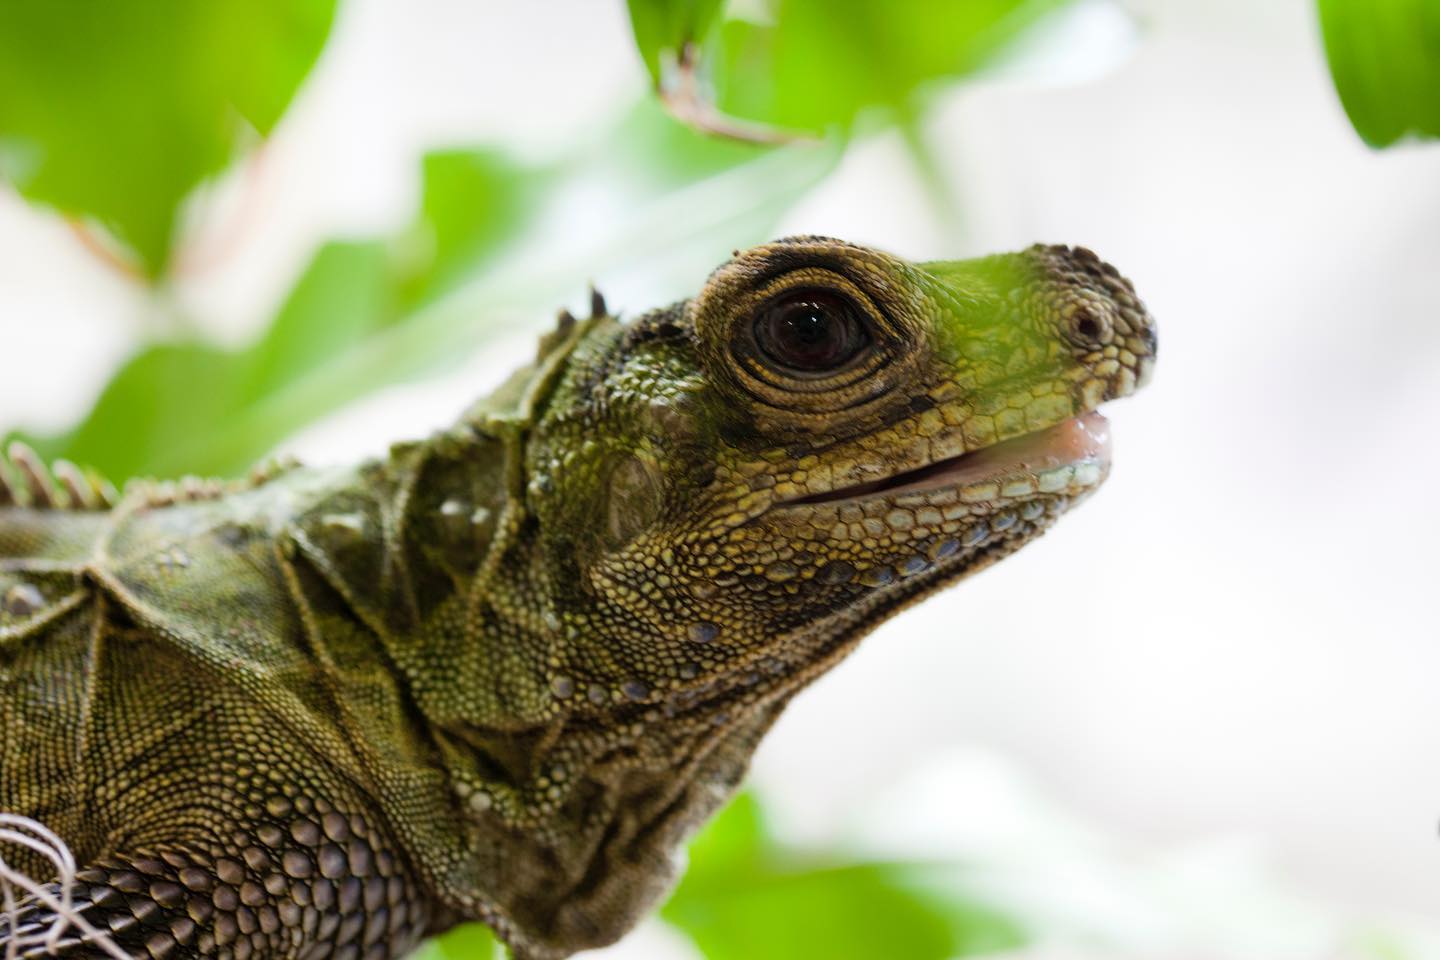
[851,483,1093,590]
[759,506,1074,699]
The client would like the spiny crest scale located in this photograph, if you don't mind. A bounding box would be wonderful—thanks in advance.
[0,442,116,511]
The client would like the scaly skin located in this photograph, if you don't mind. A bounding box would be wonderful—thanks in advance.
[0,238,1154,959]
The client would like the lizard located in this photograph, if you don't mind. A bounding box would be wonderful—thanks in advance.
[0,236,1155,960]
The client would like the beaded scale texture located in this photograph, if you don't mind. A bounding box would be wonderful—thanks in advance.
[0,237,1154,959]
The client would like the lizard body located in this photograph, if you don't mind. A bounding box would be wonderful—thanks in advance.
[0,238,1154,959]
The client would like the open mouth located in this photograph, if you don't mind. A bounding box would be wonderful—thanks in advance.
[785,411,1111,506]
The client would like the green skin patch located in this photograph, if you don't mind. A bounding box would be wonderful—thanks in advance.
[0,237,1153,960]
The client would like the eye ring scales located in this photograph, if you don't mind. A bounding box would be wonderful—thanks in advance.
[689,239,936,428]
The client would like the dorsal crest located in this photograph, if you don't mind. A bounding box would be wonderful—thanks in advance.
[0,441,116,511]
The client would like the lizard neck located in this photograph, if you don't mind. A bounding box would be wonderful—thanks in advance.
[283,424,575,941]
[279,320,774,955]
[285,426,777,958]
[292,421,555,733]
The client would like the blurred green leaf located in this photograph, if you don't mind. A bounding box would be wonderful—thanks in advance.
[12,110,836,484]
[1316,0,1440,147]
[683,791,769,875]
[0,0,337,276]
[716,0,1076,133]
[662,794,1025,960]
[18,145,541,481]
[40,241,390,481]
[411,921,502,960]
[394,150,542,309]
[602,97,780,189]
[248,242,395,399]
[627,0,727,85]
[626,0,1076,139]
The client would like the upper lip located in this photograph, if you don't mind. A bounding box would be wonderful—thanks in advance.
[780,412,1111,507]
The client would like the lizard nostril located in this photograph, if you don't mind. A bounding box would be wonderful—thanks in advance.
[1067,307,1109,347]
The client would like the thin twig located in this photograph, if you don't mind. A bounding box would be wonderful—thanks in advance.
[658,43,812,145]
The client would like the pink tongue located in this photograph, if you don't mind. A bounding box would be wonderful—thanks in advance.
[946,412,1110,484]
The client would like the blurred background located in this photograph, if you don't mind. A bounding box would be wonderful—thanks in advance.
[2,0,1439,957]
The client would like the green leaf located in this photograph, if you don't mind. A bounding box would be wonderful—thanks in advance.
[626,0,728,85]
[0,0,337,276]
[629,0,1077,139]
[247,242,396,402]
[1316,0,1440,146]
[17,144,543,482]
[666,864,1022,960]
[46,343,256,486]
[393,150,542,309]
[725,0,1078,133]
[11,117,835,485]
[411,922,502,960]
[600,97,781,190]
[664,794,1025,960]
[682,791,769,878]
[39,241,391,481]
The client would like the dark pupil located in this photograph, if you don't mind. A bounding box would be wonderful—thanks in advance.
[758,293,865,372]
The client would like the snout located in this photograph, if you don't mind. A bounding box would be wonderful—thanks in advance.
[1030,244,1157,396]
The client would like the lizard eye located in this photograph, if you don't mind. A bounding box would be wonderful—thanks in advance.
[753,289,871,375]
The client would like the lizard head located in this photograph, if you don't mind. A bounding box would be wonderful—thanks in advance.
[497,236,1153,953]
[528,236,1153,708]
